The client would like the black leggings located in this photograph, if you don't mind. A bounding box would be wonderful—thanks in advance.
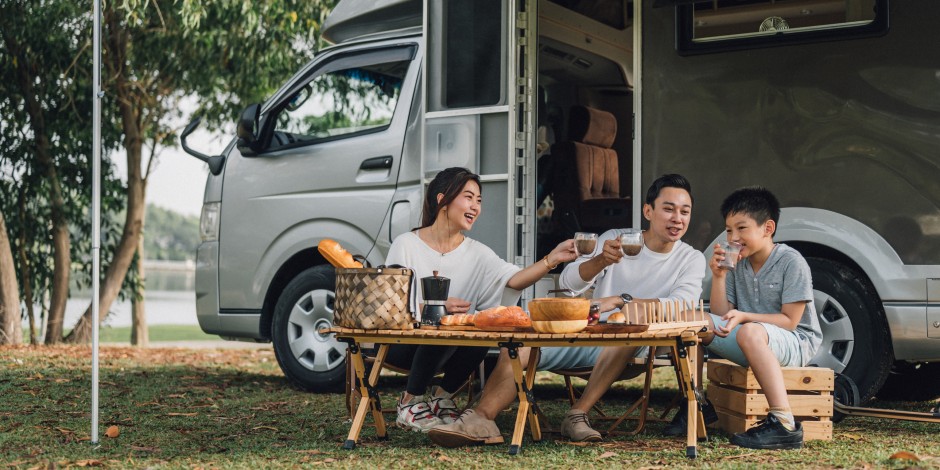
[383,344,489,396]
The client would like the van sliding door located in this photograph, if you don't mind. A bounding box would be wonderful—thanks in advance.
[423,0,537,276]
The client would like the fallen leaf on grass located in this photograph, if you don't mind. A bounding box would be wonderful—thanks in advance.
[105,425,120,438]
[312,458,337,465]
[130,445,160,452]
[842,433,864,441]
[75,459,104,467]
[252,426,279,432]
[293,450,324,455]
[166,412,198,417]
[889,451,920,462]
[431,451,453,462]
[597,451,618,459]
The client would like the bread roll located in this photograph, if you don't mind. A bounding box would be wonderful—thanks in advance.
[474,306,531,328]
[317,239,363,268]
[607,311,626,324]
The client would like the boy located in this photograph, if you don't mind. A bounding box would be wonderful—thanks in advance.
[705,187,822,450]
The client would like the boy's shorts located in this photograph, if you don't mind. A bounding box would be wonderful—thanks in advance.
[536,345,649,371]
[705,313,803,367]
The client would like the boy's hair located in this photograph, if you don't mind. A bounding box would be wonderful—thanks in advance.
[645,173,693,206]
[720,186,781,233]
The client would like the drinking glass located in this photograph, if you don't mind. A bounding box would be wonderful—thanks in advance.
[619,229,643,256]
[718,241,742,270]
[574,232,598,258]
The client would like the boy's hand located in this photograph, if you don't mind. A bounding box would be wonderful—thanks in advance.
[714,309,747,337]
[709,243,728,278]
[595,238,624,267]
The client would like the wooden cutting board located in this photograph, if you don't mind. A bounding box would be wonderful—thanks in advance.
[582,323,650,334]
[421,325,535,332]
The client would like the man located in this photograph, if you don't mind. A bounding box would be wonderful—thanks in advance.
[428,174,707,447]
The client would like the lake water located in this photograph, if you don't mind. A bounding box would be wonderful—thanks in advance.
[62,263,198,328]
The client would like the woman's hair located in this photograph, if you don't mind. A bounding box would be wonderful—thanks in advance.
[419,167,482,229]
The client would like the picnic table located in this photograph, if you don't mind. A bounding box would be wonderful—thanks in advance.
[327,321,710,458]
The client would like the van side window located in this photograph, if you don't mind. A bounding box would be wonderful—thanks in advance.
[271,59,410,147]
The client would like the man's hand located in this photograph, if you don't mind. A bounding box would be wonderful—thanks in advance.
[596,238,624,267]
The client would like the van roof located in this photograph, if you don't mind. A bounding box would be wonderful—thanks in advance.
[322,0,421,45]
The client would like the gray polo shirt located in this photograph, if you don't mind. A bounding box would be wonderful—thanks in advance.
[727,243,822,366]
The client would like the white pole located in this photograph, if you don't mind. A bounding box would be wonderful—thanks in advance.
[91,0,102,445]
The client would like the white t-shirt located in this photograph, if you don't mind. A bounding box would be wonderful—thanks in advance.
[386,231,522,315]
[559,228,707,320]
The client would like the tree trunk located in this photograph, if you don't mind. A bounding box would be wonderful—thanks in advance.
[131,210,148,347]
[0,212,23,345]
[2,31,71,345]
[66,8,147,343]
[17,189,38,344]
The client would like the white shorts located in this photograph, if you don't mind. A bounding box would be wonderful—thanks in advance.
[705,313,803,367]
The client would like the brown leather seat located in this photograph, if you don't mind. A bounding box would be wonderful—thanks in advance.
[550,106,630,235]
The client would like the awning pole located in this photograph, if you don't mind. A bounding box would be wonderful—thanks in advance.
[91,0,102,445]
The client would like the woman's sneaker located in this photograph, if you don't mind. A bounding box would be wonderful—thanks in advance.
[428,386,461,424]
[397,395,443,432]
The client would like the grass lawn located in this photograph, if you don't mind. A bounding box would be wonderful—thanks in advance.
[1,345,937,469]
[33,324,220,344]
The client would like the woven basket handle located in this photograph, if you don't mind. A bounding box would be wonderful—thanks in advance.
[353,254,370,268]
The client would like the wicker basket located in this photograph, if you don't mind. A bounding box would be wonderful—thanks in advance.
[334,265,415,330]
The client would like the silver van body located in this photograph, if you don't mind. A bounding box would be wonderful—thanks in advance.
[189,0,940,400]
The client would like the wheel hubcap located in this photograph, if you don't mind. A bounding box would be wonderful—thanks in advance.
[286,289,346,372]
[811,289,855,373]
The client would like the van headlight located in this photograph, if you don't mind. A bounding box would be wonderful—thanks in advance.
[200,202,221,242]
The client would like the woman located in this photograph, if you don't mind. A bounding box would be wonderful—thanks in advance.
[385,167,576,432]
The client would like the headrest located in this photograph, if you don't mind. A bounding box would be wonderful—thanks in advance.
[568,106,617,148]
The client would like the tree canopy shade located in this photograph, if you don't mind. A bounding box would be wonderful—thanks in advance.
[0,0,337,343]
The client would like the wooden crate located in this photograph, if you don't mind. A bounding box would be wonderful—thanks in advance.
[706,359,834,441]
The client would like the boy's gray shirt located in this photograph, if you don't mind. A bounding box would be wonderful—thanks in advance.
[726,243,822,366]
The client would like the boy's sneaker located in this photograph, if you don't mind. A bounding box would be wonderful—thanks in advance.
[428,386,461,424]
[396,395,443,433]
[729,414,803,450]
[663,399,719,437]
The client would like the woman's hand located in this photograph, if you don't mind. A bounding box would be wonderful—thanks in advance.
[546,239,577,267]
[595,238,624,267]
[445,297,472,314]
[714,309,747,337]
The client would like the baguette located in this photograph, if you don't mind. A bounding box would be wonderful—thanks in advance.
[440,313,475,326]
[474,305,531,328]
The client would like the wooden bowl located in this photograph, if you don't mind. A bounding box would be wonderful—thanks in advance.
[532,319,588,334]
[528,298,590,322]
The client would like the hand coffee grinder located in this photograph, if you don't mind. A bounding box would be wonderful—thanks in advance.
[420,270,450,326]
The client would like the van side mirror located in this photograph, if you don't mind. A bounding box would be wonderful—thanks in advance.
[236,103,263,155]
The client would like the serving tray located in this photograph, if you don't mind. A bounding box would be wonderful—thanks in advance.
[582,323,650,334]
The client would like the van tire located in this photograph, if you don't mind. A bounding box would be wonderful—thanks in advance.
[807,258,892,403]
[271,265,345,393]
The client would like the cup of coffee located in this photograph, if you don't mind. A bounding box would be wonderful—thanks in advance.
[619,229,643,256]
[574,232,598,258]
[718,241,742,270]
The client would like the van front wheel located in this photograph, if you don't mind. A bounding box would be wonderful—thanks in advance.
[271,265,345,393]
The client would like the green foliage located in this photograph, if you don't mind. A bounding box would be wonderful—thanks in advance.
[142,204,199,261]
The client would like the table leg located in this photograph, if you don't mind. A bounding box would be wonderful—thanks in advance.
[673,341,698,459]
[343,343,388,450]
[507,345,529,455]
[524,348,542,442]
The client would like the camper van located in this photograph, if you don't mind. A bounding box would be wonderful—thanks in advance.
[183,0,940,404]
